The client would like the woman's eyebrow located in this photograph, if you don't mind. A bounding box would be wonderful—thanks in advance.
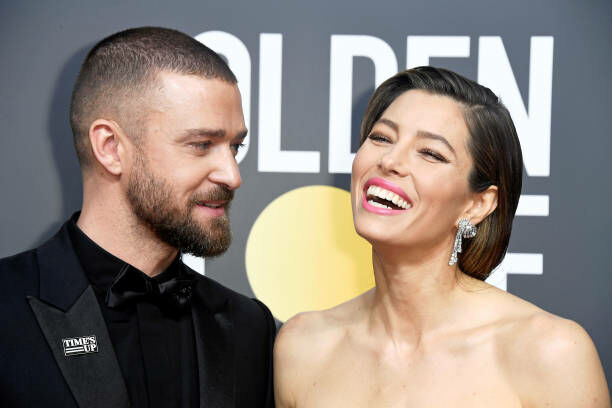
[416,130,456,155]
[375,118,399,132]
[375,117,456,155]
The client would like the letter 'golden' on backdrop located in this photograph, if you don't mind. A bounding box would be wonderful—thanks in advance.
[246,185,374,322]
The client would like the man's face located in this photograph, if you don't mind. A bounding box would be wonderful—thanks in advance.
[126,72,246,257]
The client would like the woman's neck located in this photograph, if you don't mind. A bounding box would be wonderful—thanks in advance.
[367,242,485,350]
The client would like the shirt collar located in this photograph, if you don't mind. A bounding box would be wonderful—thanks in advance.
[66,213,183,295]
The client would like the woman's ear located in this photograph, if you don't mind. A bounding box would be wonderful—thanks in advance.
[462,185,498,226]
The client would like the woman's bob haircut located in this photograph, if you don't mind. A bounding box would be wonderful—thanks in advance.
[359,66,523,280]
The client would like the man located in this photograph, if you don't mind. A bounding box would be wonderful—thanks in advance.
[0,27,275,407]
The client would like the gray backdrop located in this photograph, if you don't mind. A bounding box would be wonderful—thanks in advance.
[1,0,611,380]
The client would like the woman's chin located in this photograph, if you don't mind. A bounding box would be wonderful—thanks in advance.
[355,225,405,248]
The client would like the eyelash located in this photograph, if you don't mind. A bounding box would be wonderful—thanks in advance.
[419,148,448,163]
[191,142,211,151]
[368,133,390,143]
[231,143,246,153]
[368,133,448,163]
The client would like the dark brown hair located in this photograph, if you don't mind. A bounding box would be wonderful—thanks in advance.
[360,67,523,280]
[70,26,237,168]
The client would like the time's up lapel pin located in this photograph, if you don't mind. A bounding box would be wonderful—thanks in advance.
[62,335,99,357]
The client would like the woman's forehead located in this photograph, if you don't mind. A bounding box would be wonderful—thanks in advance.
[379,90,469,144]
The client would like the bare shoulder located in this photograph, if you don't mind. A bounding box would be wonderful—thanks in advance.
[502,309,597,366]
[275,292,368,362]
[274,293,370,408]
[489,288,602,372]
[491,290,599,368]
[274,310,336,362]
[491,290,610,407]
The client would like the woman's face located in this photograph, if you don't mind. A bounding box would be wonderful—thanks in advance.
[351,89,476,251]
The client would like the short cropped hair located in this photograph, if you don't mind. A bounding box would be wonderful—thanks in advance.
[360,67,523,280]
[70,26,237,168]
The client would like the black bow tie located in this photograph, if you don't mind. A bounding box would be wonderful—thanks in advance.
[106,264,196,312]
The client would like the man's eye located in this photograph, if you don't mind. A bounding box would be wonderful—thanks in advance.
[231,143,246,153]
[191,142,211,151]
[368,133,390,143]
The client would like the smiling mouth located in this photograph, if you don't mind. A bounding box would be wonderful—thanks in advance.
[196,201,228,209]
[365,185,412,210]
[201,203,223,208]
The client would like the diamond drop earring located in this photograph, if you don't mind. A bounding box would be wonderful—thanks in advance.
[449,218,477,266]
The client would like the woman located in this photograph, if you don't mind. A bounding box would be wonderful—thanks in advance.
[274,67,610,407]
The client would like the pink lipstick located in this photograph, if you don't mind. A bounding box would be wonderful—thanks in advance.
[362,177,412,215]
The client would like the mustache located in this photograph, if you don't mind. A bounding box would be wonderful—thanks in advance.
[191,186,234,204]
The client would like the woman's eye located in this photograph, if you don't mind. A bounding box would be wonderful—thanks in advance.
[368,133,390,143]
[420,148,448,163]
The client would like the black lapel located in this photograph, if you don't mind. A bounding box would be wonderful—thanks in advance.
[191,275,235,408]
[29,222,130,408]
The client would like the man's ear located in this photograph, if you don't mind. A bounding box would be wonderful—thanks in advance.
[462,185,498,226]
[88,119,126,176]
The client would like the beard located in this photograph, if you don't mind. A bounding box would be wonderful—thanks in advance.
[126,153,234,257]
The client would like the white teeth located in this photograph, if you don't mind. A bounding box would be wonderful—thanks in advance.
[367,200,392,209]
[203,203,221,208]
[398,198,411,209]
[366,185,411,209]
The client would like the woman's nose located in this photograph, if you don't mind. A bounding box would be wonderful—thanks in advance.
[378,147,409,176]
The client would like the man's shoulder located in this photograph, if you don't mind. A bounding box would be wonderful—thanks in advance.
[188,268,275,327]
[191,271,244,299]
[0,220,73,294]
[0,247,40,294]
[0,246,38,268]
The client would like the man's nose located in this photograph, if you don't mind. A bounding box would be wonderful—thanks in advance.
[209,148,242,190]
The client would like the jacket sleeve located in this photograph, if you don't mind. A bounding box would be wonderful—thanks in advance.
[252,298,278,408]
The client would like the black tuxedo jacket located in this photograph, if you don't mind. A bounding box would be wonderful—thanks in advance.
[0,222,276,407]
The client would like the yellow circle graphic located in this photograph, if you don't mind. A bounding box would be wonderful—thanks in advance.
[246,185,374,322]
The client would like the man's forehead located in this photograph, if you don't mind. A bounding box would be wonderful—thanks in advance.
[154,70,237,94]
[152,72,240,114]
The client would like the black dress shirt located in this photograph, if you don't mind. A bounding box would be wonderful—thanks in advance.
[67,218,199,407]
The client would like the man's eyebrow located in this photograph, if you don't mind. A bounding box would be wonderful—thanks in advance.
[234,129,248,140]
[178,128,248,140]
[416,130,456,155]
